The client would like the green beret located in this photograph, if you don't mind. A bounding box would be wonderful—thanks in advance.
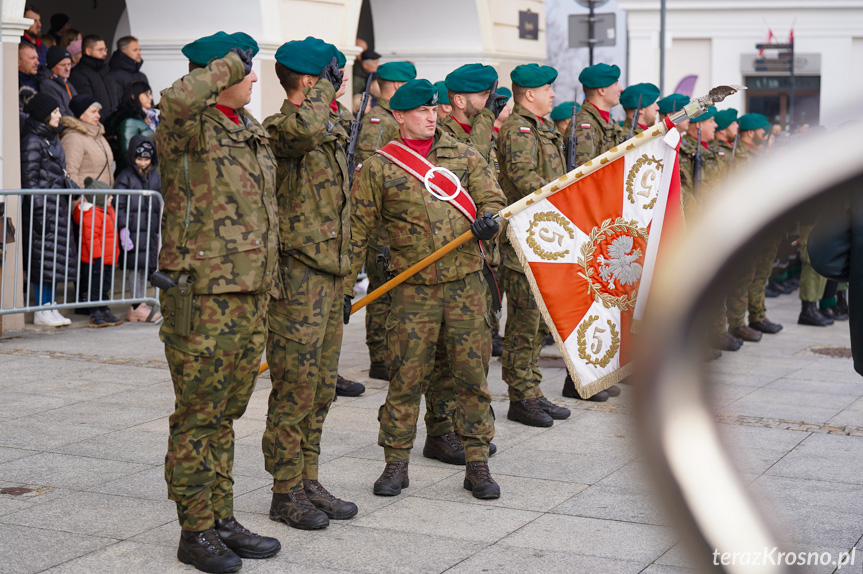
[336,49,347,68]
[390,79,438,111]
[445,63,498,93]
[511,64,558,88]
[377,61,417,82]
[578,63,620,89]
[275,36,337,75]
[497,86,512,102]
[690,106,716,123]
[434,81,450,105]
[738,113,771,132]
[714,108,738,130]
[550,101,579,121]
[182,31,259,66]
[657,93,690,115]
[619,83,660,109]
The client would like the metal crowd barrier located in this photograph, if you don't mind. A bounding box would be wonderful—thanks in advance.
[0,189,163,317]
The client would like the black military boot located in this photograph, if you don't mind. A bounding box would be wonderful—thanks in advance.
[177,528,242,573]
[749,318,783,334]
[798,301,833,327]
[269,488,329,530]
[373,461,409,496]
[303,479,358,519]
[535,396,571,420]
[491,331,504,357]
[335,374,365,397]
[731,325,762,343]
[605,385,621,397]
[836,291,850,319]
[464,461,500,499]
[562,375,609,402]
[214,516,281,559]
[423,431,466,465]
[368,361,388,381]
[708,331,743,351]
[507,398,553,427]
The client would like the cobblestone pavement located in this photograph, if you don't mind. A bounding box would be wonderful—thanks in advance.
[0,289,860,573]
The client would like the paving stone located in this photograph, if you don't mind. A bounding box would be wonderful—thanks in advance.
[716,423,809,475]
[445,545,646,574]
[552,482,670,526]
[767,433,863,485]
[42,541,191,574]
[0,522,113,574]
[0,453,149,489]
[55,429,168,465]
[720,387,857,425]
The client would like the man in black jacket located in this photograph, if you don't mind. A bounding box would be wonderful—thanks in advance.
[36,46,77,117]
[108,35,149,99]
[69,34,118,119]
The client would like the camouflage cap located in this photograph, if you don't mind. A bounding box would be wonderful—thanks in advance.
[511,63,558,88]
[390,79,438,110]
[578,63,620,89]
[182,31,259,66]
[738,113,771,132]
[714,108,739,130]
[657,93,690,115]
[550,101,579,121]
[377,61,417,82]
[275,36,337,75]
[445,63,498,93]
[619,83,660,109]
[690,106,717,123]
[434,81,450,105]
[497,86,512,102]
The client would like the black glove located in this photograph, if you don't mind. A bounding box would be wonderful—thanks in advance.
[343,294,353,324]
[484,80,509,119]
[321,57,344,92]
[470,212,499,241]
[228,47,254,76]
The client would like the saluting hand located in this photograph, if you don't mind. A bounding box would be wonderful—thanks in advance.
[321,57,344,93]
[228,47,254,76]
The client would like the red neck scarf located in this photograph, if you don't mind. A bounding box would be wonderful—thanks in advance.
[700,141,711,151]
[451,115,471,134]
[585,100,610,124]
[638,123,648,130]
[402,137,434,158]
[330,100,339,114]
[215,104,239,125]
[493,126,500,134]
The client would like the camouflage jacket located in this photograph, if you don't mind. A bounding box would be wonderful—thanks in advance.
[621,117,647,139]
[154,51,279,296]
[336,100,353,137]
[713,137,735,166]
[496,102,565,272]
[355,97,398,165]
[263,80,351,277]
[349,128,506,287]
[567,100,627,167]
[679,134,727,221]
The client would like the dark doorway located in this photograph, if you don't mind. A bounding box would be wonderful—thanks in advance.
[28,0,127,54]
[744,75,821,130]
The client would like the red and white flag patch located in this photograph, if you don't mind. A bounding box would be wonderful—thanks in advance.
[519,126,531,133]
[370,118,381,124]
[580,123,591,130]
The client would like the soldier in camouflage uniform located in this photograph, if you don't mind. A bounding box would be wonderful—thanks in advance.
[261,38,358,531]
[418,63,507,466]
[725,113,786,337]
[561,63,627,399]
[349,79,504,500]
[355,61,417,381]
[620,82,660,138]
[497,63,575,424]
[712,108,738,163]
[566,63,626,168]
[155,32,281,573]
[434,81,452,124]
[550,100,577,134]
[658,93,692,136]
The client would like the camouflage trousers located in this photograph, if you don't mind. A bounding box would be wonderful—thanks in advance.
[382,272,494,462]
[501,267,545,401]
[263,258,343,493]
[162,291,268,531]
[365,242,390,365]
[799,224,828,303]
[727,237,781,328]
[424,268,497,437]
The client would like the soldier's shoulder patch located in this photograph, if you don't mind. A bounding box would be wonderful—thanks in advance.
[718,152,725,156]
[370,118,381,124]
[519,126,531,133]
[580,123,591,130]
[356,163,363,171]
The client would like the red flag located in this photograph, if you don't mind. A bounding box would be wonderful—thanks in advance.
[758,29,775,56]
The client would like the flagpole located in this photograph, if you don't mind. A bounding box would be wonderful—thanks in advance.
[258,86,745,374]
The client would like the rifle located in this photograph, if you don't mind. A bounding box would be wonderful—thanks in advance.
[565,96,579,171]
[346,72,376,187]
[627,93,643,139]
[693,123,703,198]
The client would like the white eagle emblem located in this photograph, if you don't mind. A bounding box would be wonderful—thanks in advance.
[597,236,642,290]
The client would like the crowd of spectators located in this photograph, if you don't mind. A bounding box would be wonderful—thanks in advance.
[16,4,161,327]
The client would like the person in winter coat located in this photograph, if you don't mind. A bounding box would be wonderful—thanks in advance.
[60,95,114,188]
[19,91,77,327]
[36,45,77,117]
[114,135,161,322]
[68,35,118,118]
[106,81,156,172]
[108,36,149,98]
[73,178,123,328]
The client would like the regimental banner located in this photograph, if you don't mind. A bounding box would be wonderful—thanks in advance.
[506,127,682,398]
